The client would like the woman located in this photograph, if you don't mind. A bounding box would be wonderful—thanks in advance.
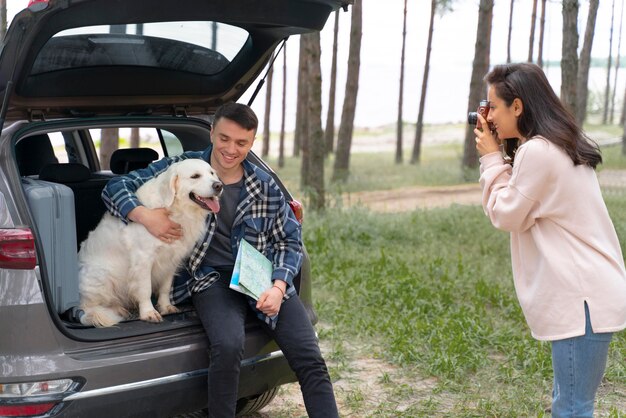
[475,62,626,417]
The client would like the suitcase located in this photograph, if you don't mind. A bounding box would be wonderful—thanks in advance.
[22,178,80,314]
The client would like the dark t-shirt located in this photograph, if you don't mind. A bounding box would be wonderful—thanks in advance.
[203,178,243,268]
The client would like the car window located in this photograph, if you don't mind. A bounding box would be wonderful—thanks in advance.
[31,21,249,76]
[161,129,185,157]
[89,128,165,170]
[49,132,70,163]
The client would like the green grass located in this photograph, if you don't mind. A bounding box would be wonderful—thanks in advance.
[302,202,626,416]
[600,144,626,170]
[255,132,625,415]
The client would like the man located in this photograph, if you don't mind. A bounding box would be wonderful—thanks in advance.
[102,103,339,418]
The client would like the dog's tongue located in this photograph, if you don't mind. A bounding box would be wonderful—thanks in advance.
[200,196,221,213]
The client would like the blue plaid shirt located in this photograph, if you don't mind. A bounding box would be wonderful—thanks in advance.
[101,146,303,328]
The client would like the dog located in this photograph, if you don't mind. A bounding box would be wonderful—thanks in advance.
[78,158,222,327]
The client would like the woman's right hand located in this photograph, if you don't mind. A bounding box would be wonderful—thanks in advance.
[474,114,501,156]
[128,206,182,243]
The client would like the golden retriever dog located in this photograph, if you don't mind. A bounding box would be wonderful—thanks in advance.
[78,158,222,327]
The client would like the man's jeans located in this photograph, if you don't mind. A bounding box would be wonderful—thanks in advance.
[192,270,338,418]
[551,303,613,418]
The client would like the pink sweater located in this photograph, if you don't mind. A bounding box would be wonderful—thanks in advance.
[479,136,626,340]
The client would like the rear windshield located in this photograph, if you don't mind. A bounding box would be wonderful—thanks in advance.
[31,21,249,76]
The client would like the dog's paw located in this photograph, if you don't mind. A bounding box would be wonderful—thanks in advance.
[140,309,163,323]
[157,304,180,315]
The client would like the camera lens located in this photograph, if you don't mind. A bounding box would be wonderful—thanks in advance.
[467,112,478,125]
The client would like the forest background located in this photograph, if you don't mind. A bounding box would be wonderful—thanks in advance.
[3,1,626,415]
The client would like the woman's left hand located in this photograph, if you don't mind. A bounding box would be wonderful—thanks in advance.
[474,114,501,156]
[256,284,285,317]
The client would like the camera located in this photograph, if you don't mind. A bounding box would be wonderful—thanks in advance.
[468,99,494,131]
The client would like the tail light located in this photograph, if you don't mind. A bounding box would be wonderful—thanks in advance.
[0,228,36,269]
[0,378,77,417]
[288,200,304,224]
[0,403,56,416]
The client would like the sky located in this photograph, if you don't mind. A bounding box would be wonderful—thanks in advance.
[5,0,626,129]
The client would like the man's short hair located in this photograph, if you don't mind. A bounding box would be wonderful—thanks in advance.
[213,103,258,133]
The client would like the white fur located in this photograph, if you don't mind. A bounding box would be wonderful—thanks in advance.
[78,159,221,327]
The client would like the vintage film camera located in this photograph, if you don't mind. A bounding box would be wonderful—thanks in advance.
[467,99,494,131]
[468,99,519,164]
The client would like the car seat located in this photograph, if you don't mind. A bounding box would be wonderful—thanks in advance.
[15,134,58,176]
[109,148,159,174]
[39,163,109,248]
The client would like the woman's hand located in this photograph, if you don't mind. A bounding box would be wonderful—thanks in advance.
[474,114,501,156]
[256,282,286,317]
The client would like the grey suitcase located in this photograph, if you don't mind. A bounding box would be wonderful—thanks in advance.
[22,178,80,314]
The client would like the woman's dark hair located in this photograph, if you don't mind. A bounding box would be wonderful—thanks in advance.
[213,102,258,132]
[485,63,601,168]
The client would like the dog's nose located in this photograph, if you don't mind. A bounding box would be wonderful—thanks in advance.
[213,182,223,193]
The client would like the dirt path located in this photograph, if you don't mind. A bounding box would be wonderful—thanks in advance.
[342,183,483,212]
[247,337,440,418]
[340,169,626,213]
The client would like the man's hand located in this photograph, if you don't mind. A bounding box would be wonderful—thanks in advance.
[128,206,182,243]
[256,281,286,317]
[474,114,501,156]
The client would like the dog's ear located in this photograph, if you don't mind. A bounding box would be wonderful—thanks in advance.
[169,173,180,205]
[158,169,178,207]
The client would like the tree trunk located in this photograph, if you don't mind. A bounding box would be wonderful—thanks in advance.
[537,0,547,67]
[279,45,287,168]
[576,0,599,125]
[603,0,616,124]
[622,86,626,125]
[332,0,362,183]
[410,0,436,165]
[100,129,119,170]
[0,0,6,39]
[305,32,325,211]
[324,11,340,156]
[528,0,538,62]
[561,0,579,116]
[298,35,311,188]
[396,0,408,164]
[294,37,308,157]
[622,88,626,154]
[262,59,274,158]
[130,128,140,148]
[507,0,514,63]
[462,0,493,169]
[610,0,624,124]
[211,22,218,50]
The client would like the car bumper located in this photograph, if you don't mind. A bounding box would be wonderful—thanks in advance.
[17,349,295,418]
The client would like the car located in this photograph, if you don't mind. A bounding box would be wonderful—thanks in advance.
[0,0,348,416]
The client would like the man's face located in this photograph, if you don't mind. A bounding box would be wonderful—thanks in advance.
[210,117,256,174]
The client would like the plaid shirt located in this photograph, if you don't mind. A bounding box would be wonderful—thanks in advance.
[102,146,302,327]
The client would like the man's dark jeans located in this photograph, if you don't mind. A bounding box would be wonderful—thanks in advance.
[192,270,338,418]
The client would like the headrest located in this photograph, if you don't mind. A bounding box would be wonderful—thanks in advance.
[110,148,159,174]
[39,163,91,183]
[15,134,59,176]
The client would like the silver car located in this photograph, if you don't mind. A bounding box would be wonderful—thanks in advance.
[0,0,346,416]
